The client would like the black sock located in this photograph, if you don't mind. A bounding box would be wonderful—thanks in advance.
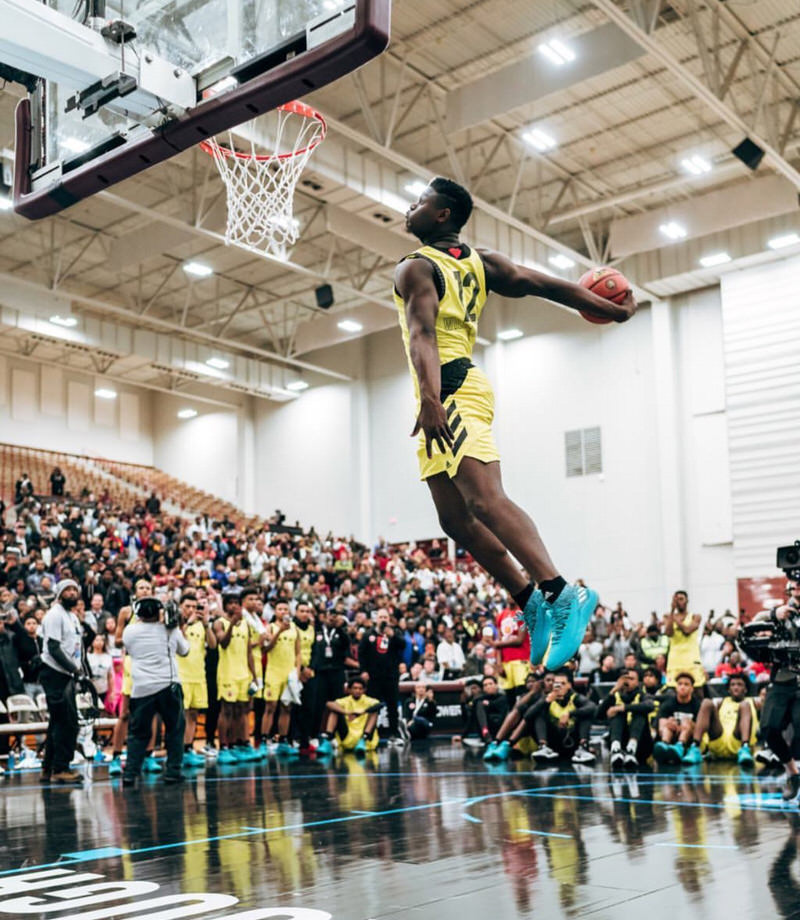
[539,576,567,603]
[513,583,534,609]
[320,732,331,740]
[184,744,192,753]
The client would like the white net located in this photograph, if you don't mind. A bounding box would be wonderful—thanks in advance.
[201,101,326,257]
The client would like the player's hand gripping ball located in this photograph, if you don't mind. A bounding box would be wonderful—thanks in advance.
[578,267,631,324]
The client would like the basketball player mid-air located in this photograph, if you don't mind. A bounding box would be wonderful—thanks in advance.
[394,178,637,670]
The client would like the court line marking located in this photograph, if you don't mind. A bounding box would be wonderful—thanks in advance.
[519,830,573,839]
[653,843,739,850]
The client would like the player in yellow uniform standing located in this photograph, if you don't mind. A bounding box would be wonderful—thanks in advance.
[396,178,637,672]
[681,673,758,766]
[240,586,267,759]
[177,590,216,767]
[214,594,255,765]
[322,677,381,755]
[109,577,160,776]
[664,591,706,691]
[260,600,302,757]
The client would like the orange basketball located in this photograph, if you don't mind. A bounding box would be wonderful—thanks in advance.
[578,267,630,324]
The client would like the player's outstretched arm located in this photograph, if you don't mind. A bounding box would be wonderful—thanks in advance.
[395,258,454,458]
[478,248,636,322]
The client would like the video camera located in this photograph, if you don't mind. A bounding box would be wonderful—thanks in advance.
[736,541,800,669]
[132,596,181,630]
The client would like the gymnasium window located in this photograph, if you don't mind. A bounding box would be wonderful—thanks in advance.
[565,427,602,477]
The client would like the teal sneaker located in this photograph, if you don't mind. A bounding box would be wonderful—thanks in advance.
[276,741,298,758]
[108,755,123,776]
[544,585,598,670]
[217,748,236,765]
[653,741,670,763]
[354,737,367,756]
[495,740,512,761]
[681,743,703,765]
[669,743,686,764]
[483,741,499,762]
[142,755,163,773]
[517,589,551,665]
[737,743,754,767]
[316,738,333,756]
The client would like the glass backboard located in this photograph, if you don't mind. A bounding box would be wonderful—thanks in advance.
[13,0,390,218]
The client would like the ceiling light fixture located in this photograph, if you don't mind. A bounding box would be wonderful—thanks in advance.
[183,261,214,278]
[337,319,363,333]
[681,155,712,176]
[49,315,77,328]
[206,357,230,370]
[286,380,310,392]
[94,388,117,400]
[61,137,90,154]
[699,252,731,268]
[538,39,576,66]
[523,127,557,152]
[548,254,575,270]
[177,408,198,419]
[767,232,800,250]
[659,221,687,240]
[497,328,524,341]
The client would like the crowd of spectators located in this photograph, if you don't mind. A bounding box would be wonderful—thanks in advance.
[0,464,796,787]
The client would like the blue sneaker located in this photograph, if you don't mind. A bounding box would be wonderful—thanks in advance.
[354,737,367,757]
[517,589,551,665]
[316,738,333,756]
[483,741,499,762]
[681,743,703,765]
[544,584,598,670]
[108,755,123,776]
[737,743,754,767]
[217,748,236,765]
[142,755,163,773]
[653,741,671,763]
[231,746,252,762]
[183,750,205,768]
[495,740,512,761]
[276,741,298,758]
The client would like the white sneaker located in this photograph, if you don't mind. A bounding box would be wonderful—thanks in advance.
[624,750,639,769]
[462,737,486,750]
[17,751,42,770]
[398,720,410,743]
[572,746,596,765]
[610,748,625,769]
[532,744,559,762]
[202,744,219,759]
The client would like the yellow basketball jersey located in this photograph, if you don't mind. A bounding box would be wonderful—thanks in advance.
[295,622,315,667]
[549,693,577,728]
[217,619,250,684]
[394,244,487,400]
[177,620,207,684]
[267,622,299,674]
[719,696,758,743]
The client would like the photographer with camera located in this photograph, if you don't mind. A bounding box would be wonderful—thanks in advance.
[121,595,189,787]
[39,580,84,784]
[358,607,406,747]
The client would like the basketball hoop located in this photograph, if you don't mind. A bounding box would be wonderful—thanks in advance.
[200,100,327,257]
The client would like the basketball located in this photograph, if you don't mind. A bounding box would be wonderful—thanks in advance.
[578,267,630,323]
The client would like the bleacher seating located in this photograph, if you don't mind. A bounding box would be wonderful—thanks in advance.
[0,442,263,528]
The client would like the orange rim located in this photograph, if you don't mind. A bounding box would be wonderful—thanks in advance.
[199,100,327,162]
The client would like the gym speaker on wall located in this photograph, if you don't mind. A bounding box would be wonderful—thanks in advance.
[732,137,765,171]
[315,284,334,309]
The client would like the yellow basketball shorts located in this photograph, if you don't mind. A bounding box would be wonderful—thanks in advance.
[182,681,209,711]
[417,366,500,481]
[500,659,530,691]
[263,668,292,703]
[121,655,133,697]
[218,678,250,703]
[339,724,380,752]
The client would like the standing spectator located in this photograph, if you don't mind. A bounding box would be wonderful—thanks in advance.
[577,625,603,677]
[636,623,670,666]
[358,608,405,746]
[15,472,34,505]
[49,467,66,497]
[87,634,112,701]
[665,590,705,691]
[603,619,634,670]
[436,627,466,678]
[145,492,161,515]
[309,607,356,743]
[39,580,84,784]
[0,609,25,773]
[10,611,43,698]
[700,617,726,677]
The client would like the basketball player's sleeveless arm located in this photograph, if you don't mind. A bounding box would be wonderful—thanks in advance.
[395,257,455,458]
[477,248,635,322]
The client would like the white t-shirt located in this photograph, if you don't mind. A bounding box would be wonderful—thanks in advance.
[436,640,465,671]
[122,620,189,698]
[40,604,82,674]
[87,651,113,695]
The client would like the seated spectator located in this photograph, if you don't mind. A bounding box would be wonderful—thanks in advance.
[10,611,44,699]
[590,654,620,686]
[462,642,487,677]
[682,673,757,766]
[317,676,381,755]
[436,627,465,678]
[714,648,747,680]
[700,617,726,677]
[419,655,443,683]
[636,623,670,666]
[484,670,554,761]
[467,674,509,748]
[653,672,700,763]
[400,684,438,741]
[529,670,597,765]
[598,668,656,768]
